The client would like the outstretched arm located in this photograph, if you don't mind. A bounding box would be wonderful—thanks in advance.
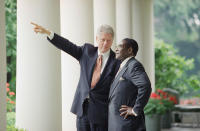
[30,22,84,61]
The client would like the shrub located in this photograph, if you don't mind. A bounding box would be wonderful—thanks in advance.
[144,89,177,116]
[6,83,16,112]
[155,39,200,94]
[7,112,15,126]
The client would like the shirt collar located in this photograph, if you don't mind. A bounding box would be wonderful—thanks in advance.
[98,49,110,59]
[120,56,133,69]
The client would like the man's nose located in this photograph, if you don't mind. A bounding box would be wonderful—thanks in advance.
[104,40,108,45]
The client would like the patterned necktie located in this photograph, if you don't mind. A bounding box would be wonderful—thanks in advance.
[91,55,103,88]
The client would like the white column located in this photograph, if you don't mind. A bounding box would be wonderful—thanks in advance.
[16,0,62,131]
[60,0,93,130]
[93,0,116,48]
[116,0,132,43]
[0,0,7,130]
[131,0,155,91]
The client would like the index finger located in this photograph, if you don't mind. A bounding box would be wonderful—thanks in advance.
[119,107,127,111]
[121,105,128,108]
[30,22,38,26]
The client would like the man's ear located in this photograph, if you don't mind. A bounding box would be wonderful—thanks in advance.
[128,47,133,55]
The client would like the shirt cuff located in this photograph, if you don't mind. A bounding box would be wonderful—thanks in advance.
[132,108,138,116]
[47,31,54,40]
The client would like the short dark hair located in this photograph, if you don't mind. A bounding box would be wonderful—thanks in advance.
[123,38,138,56]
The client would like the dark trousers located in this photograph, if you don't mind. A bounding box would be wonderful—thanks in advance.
[76,99,108,131]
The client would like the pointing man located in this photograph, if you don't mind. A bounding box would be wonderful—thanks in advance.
[31,22,120,131]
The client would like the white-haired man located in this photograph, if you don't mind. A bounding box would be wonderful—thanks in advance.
[31,23,120,131]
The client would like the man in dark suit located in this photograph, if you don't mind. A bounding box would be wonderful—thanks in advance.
[108,38,152,131]
[31,22,120,131]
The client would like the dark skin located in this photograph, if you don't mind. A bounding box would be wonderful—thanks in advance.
[115,40,137,119]
[115,40,133,62]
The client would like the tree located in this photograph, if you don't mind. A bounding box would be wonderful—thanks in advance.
[154,0,200,76]
[5,0,17,92]
[155,39,200,95]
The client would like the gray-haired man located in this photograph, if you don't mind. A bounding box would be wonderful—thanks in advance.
[31,23,120,131]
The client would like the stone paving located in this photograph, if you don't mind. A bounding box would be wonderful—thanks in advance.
[162,127,200,131]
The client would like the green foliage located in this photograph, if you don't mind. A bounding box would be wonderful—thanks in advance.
[154,0,200,76]
[155,39,200,94]
[6,85,16,112]
[7,112,27,131]
[5,0,17,92]
[188,75,200,90]
[144,98,166,116]
[7,126,27,131]
[7,101,15,112]
[144,89,176,116]
[7,112,15,126]
[154,0,200,43]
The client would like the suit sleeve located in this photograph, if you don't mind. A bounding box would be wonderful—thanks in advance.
[47,33,83,61]
[129,63,152,115]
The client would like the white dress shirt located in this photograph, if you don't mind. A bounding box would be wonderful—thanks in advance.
[47,31,54,40]
[120,56,133,69]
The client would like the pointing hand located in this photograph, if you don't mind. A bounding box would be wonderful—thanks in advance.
[31,22,51,35]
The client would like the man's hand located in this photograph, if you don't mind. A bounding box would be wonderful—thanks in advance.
[119,105,137,119]
[31,22,51,35]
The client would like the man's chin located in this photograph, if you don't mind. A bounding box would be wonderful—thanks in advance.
[101,49,109,53]
[115,55,120,60]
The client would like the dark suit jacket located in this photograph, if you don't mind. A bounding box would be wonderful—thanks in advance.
[108,57,152,131]
[47,34,120,125]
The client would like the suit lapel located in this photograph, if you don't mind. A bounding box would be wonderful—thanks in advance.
[109,65,128,98]
[109,58,134,99]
